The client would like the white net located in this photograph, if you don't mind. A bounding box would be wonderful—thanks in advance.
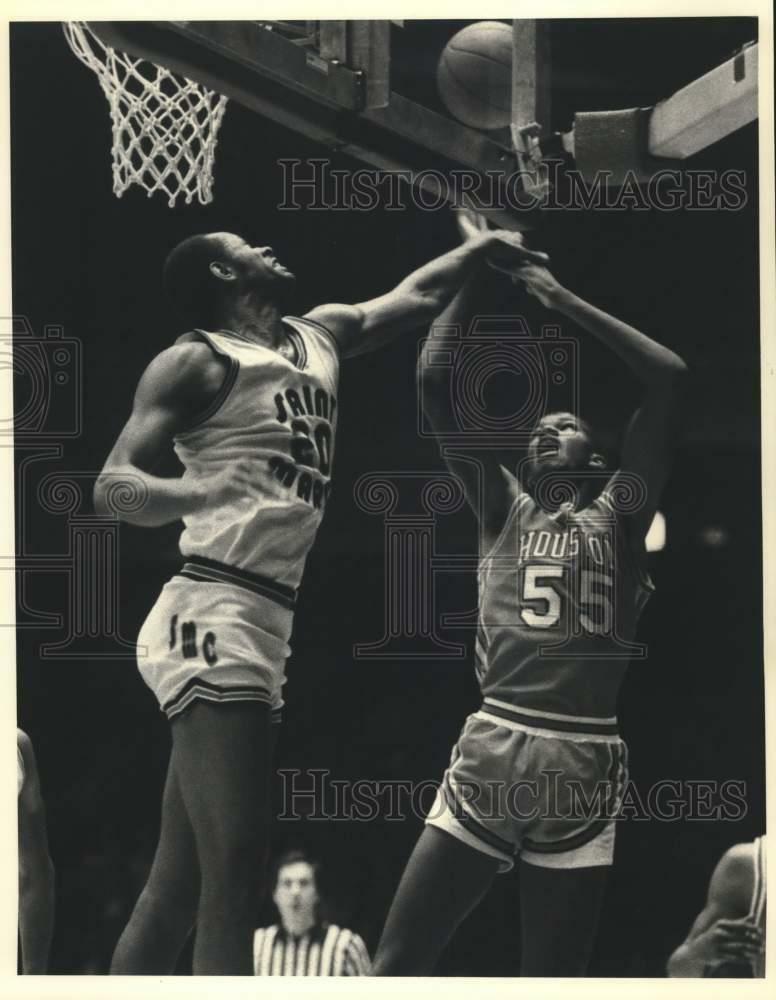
[63,22,228,207]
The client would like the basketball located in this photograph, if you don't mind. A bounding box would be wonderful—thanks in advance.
[437,21,513,130]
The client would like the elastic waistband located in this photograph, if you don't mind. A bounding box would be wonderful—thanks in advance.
[481,697,619,737]
[178,555,297,610]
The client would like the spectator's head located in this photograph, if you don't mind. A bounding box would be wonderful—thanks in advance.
[272,850,321,936]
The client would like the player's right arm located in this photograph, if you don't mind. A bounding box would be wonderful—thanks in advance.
[666,845,763,977]
[17,730,55,974]
[94,342,249,527]
[418,272,514,535]
[418,211,523,534]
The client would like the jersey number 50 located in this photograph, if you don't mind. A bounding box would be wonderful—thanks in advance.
[520,565,613,635]
[291,418,332,475]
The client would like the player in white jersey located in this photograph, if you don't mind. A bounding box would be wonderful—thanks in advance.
[374,212,687,975]
[667,836,766,977]
[17,728,55,973]
[96,228,541,974]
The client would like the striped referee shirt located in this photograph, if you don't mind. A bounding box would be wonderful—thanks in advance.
[253,922,371,976]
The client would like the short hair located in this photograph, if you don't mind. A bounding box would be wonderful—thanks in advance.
[163,233,229,329]
[540,411,593,435]
[272,849,322,893]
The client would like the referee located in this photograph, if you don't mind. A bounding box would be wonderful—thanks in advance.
[253,849,371,975]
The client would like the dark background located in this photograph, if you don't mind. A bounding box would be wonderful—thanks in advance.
[11,18,762,975]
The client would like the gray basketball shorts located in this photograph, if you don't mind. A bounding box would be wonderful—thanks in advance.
[426,698,629,872]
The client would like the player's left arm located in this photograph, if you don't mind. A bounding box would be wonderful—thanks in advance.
[17,731,55,974]
[518,264,688,541]
[305,232,547,359]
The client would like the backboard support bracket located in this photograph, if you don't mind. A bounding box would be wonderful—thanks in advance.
[83,20,536,229]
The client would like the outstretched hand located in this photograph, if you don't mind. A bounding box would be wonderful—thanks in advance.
[453,207,550,271]
[510,262,564,308]
[454,207,489,242]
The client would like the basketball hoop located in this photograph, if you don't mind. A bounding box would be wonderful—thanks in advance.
[63,22,228,207]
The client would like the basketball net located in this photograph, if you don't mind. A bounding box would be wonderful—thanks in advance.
[63,22,228,207]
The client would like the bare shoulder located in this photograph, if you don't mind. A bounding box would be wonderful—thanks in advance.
[150,338,224,379]
[303,303,362,349]
[17,727,32,760]
[707,843,756,914]
[138,339,228,405]
[305,302,362,328]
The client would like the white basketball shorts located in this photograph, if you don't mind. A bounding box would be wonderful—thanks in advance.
[136,556,295,721]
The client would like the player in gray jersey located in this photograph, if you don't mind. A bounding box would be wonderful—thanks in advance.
[96,228,540,974]
[374,212,687,976]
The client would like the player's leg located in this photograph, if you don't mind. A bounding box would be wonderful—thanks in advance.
[518,860,608,975]
[171,699,274,975]
[372,826,500,975]
[511,719,626,974]
[110,758,200,974]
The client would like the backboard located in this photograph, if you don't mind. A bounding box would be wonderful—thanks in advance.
[69,20,758,222]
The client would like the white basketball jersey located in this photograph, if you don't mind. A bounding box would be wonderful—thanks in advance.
[174,317,339,589]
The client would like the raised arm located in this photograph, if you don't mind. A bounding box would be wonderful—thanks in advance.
[418,272,515,535]
[18,730,55,974]
[93,342,247,527]
[518,264,687,540]
[305,230,547,359]
[666,845,763,977]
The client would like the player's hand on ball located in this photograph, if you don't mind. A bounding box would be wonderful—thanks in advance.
[485,230,549,274]
[512,262,563,307]
[454,206,489,242]
[454,207,549,271]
